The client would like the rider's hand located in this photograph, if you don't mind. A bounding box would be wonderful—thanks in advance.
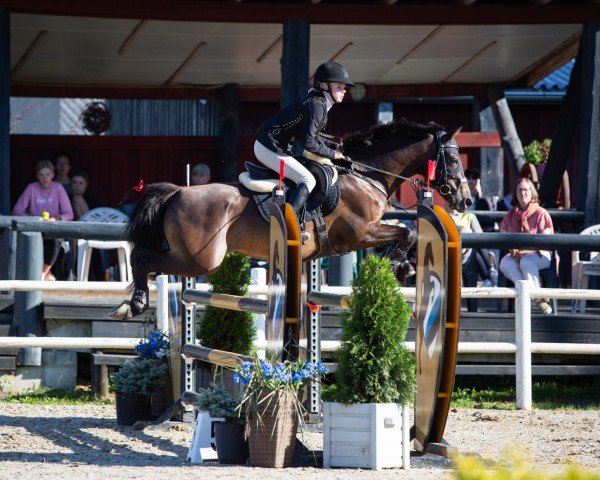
[334,150,345,160]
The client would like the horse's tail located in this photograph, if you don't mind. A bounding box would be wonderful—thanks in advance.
[127,182,181,251]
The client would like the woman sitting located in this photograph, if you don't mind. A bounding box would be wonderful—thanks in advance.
[499,177,554,315]
[12,160,74,280]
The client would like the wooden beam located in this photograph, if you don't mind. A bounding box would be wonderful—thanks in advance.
[10,81,490,101]
[396,26,443,66]
[2,1,600,25]
[442,40,497,83]
[117,19,146,55]
[454,131,501,148]
[509,32,580,88]
[256,34,282,63]
[10,29,46,78]
[164,40,206,86]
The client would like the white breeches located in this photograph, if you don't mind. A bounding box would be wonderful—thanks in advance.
[499,251,551,289]
[254,141,316,192]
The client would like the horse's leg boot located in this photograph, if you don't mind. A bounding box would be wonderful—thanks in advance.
[289,183,311,242]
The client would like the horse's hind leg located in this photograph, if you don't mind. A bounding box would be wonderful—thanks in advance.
[110,248,199,320]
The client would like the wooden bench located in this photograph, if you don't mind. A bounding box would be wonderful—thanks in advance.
[91,352,137,399]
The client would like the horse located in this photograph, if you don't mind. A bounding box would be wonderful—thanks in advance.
[111,119,471,320]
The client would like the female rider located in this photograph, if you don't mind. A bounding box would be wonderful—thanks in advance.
[254,62,355,240]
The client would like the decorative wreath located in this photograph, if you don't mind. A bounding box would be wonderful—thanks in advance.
[81,101,111,135]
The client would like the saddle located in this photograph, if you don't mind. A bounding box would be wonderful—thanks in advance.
[239,158,341,258]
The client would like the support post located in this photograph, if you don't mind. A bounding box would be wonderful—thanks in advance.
[488,84,526,175]
[281,20,310,108]
[13,232,43,366]
[0,8,9,215]
[515,280,532,410]
[306,259,321,419]
[216,83,239,182]
[328,254,354,286]
[539,49,582,208]
[181,276,196,422]
[156,274,169,335]
[478,101,504,200]
[577,21,600,227]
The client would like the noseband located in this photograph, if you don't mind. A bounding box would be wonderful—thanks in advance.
[429,131,466,200]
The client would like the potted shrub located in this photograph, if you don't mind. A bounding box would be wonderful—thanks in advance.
[197,253,257,391]
[524,138,551,179]
[322,255,415,470]
[194,384,249,465]
[110,358,168,426]
[134,330,172,417]
[234,356,328,468]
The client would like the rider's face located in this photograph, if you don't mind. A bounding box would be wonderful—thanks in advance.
[328,82,347,103]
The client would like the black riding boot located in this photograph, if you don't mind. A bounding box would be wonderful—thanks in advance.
[289,183,311,242]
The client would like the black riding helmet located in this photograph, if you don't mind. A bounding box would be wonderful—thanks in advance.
[313,62,356,88]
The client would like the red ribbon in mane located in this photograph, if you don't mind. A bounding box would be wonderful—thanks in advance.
[133,179,144,192]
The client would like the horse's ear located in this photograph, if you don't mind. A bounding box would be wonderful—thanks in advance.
[442,127,462,144]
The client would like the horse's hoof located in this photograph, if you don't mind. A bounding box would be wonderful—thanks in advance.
[109,301,133,320]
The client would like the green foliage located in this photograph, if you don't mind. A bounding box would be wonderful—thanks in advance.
[198,252,256,355]
[452,376,600,410]
[333,255,415,405]
[453,447,600,480]
[194,384,243,423]
[109,358,168,395]
[524,138,552,166]
[1,388,113,405]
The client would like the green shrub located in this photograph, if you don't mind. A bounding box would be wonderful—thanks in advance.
[109,358,168,395]
[194,384,243,423]
[197,252,256,355]
[333,255,415,405]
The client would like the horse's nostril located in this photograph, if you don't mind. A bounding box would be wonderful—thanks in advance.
[465,198,473,207]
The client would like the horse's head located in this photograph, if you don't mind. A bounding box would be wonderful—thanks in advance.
[430,128,472,212]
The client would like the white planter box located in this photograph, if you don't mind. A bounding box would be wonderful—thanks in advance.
[322,402,410,470]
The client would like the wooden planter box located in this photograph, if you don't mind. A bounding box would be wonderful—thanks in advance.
[322,402,410,470]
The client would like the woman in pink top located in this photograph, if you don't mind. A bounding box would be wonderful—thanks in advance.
[499,177,554,314]
[12,160,74,280]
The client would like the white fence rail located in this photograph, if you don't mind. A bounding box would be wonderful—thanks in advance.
[2,279,600,409]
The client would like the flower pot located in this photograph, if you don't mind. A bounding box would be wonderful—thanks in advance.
[247,389,298,468]
[214,422,249,465]
[115,392,152,426]
[322,402,410,470]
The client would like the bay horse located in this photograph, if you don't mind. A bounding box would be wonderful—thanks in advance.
[111,119,471,320]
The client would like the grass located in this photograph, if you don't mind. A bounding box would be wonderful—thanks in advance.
[1,387,114,405]
[452,375,600,410]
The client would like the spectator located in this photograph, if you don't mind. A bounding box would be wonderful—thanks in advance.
[55,154,72,195]
[190,163,211,186]
[12,160,74,280]
[69,171,99,220]
[464,168,496,231]
[499,177,554,315]
[449,208,497,288]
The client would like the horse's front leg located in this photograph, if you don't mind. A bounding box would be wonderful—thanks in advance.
[359,223,415,251]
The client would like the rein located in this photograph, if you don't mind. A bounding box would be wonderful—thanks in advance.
[341,131,462,200]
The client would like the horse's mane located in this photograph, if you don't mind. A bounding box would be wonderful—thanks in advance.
[343,118,445,155]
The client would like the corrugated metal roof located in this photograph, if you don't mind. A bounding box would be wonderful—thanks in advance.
[533,59,574,91]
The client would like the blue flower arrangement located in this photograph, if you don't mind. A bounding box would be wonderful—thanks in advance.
[234,358,328,391]
[135,331,169,359]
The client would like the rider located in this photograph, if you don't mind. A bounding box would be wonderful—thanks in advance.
[254,61,355,240]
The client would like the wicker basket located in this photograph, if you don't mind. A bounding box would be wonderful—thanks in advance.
[247,389,298,468]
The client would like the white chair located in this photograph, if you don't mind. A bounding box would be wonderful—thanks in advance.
[571,224,600,313]
[76,207,132,282]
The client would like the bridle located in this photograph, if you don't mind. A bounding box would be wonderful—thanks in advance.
[341,130,466,203]
[429,131,467,202]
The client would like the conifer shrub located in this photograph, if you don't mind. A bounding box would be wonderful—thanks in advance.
[333,255,415,405]
[197,253,256,355]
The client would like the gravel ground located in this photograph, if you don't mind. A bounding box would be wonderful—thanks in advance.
[0,404,599,479]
